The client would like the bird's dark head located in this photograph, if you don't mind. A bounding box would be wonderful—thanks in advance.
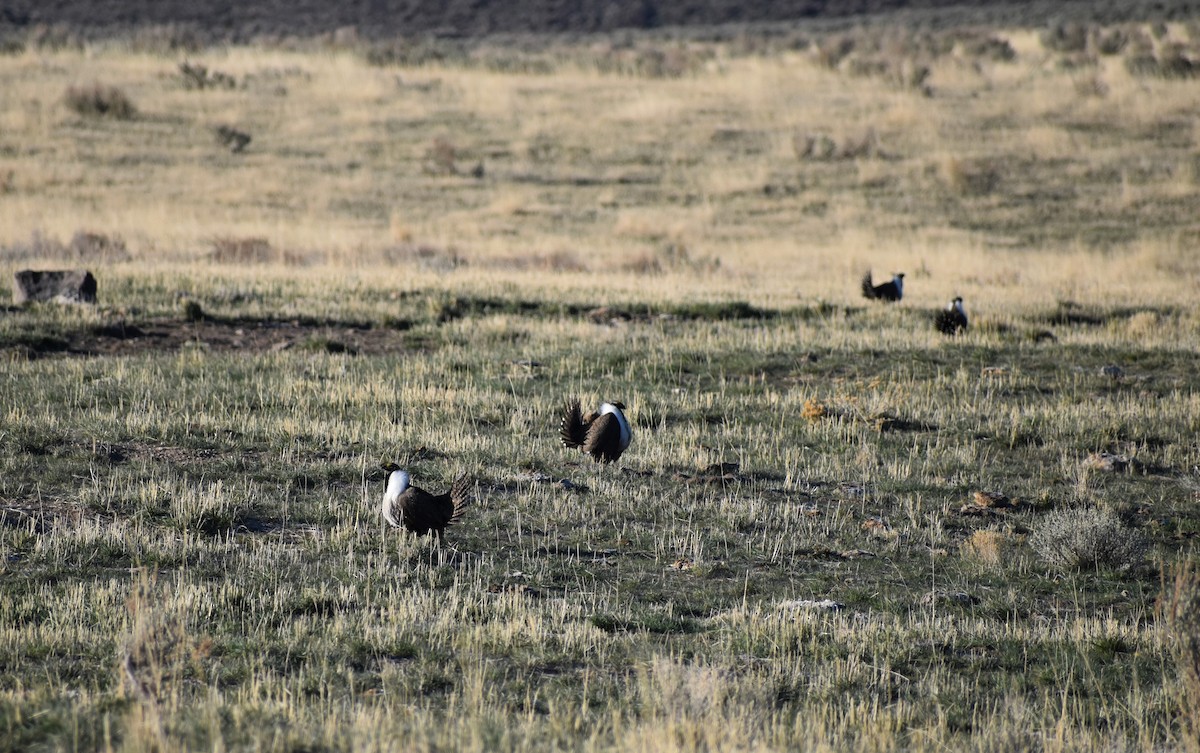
[380,461,401,474]
[895,272,906,280]
[609,401,627,410]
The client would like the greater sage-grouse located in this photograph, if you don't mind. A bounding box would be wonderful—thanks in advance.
[935,296,968,335]
[559,398,632,464]
[862,271,904,302]
[380,463,470,540]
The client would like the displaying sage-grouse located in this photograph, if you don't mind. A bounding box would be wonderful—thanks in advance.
[560,398,632,464]
[862,271,904,302]
[380,463,470,540]
[935,296,969,335]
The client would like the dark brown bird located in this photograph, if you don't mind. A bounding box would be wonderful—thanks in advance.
[380,463,470,541]
[862,271,904,302]
[559,398,632,463]
[935,296,968,335]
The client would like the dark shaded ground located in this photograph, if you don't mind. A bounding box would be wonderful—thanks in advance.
[2,0,1197,41]
[2,316,414,359]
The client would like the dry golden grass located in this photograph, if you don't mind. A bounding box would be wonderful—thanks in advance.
[0,25,1196,312]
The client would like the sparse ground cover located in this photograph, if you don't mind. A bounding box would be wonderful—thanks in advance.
[2,16,1200,752]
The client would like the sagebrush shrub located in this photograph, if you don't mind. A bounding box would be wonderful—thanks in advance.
[1030,507,1146,571]
[63,83,136,119]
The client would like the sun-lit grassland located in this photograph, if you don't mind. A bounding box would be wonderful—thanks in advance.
[2,18,1200,753]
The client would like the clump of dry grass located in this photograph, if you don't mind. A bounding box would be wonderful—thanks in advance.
[63,82,136,119]
[960,529,1017,569]
[801,398,828,421]
[1030,507,1147,572]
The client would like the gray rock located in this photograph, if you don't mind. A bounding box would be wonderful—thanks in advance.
[13,269,97,304]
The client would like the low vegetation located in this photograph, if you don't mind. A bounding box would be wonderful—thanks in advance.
[1,12,1199,752]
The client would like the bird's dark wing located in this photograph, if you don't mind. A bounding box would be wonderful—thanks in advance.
[560,398,588,449]
[400,487,454,534]
[584,412,624,463]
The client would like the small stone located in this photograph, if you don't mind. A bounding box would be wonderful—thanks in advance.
[1099,364,1124,379]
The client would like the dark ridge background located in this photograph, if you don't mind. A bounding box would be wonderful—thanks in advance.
[2,0,1198,40]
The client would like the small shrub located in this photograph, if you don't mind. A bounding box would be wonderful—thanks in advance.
[1041,22,1090,53]
[1124,46,1200,79]
[621,252,662,276]
[0,34,25,56]
[178,61,237,90]
[795,128,881,161]
[1030,507,1146,572]
[960,35,1016,62]
[63,83,137,119]
[938,156,1001,196]
[210,236,274,264]
[68,231,130,262]
[1094,28,1130,56]
[814,35,856,68]
[213,125,251,153]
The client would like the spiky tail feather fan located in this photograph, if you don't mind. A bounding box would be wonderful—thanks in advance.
[448,475,471,525]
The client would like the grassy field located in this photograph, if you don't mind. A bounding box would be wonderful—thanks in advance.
[3,17,1200,752]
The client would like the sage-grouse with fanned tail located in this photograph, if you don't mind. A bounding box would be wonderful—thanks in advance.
[380,463,471,541]
[559,398,632,463]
